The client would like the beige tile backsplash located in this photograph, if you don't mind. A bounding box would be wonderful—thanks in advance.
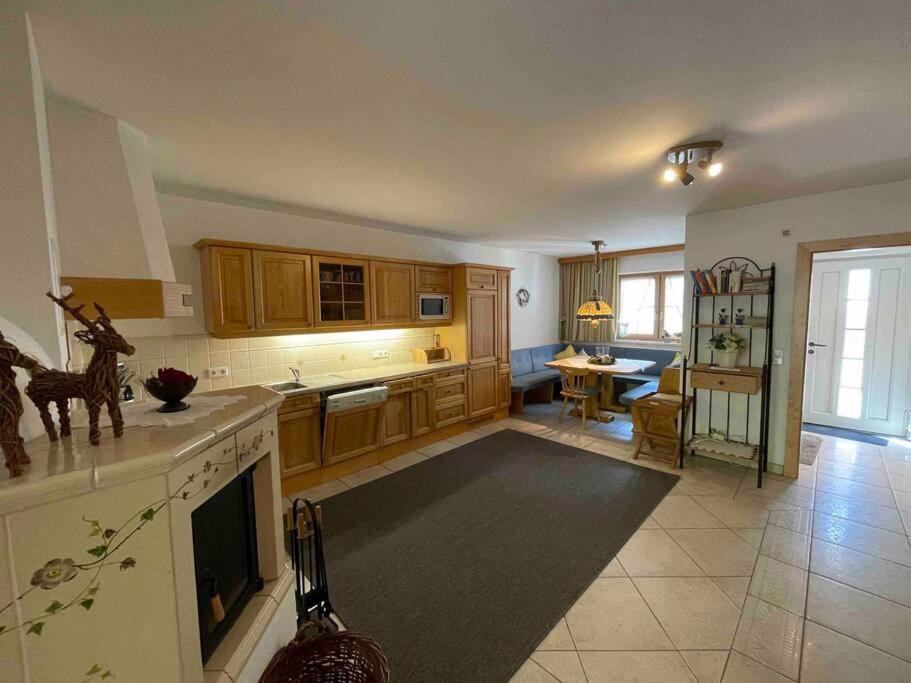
[67,325,436,400]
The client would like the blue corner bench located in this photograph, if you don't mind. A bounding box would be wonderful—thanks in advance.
[509,342,678,413]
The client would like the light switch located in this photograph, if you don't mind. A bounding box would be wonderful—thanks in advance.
[773,350,783,366]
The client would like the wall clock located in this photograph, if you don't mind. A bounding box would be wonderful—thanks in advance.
[516,287,530,307]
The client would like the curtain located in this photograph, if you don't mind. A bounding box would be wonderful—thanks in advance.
[559,257,619,343]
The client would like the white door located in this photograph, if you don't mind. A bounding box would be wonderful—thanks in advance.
[803,255,911,435]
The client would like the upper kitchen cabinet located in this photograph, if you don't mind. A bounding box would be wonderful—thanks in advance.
[465,266,498,290]
[253,250,313,330]
[199,245,255,334]
[313,256,370,326]
[370,261,415,325]
[415,265,453,293]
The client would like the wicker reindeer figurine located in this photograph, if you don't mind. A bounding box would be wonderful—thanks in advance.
[0,333,41,477]
[26,292,136,446]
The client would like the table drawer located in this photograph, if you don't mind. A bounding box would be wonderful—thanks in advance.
[691,370,761,395]
[434,379,466,404]
[434,400,467,427]
[434,368,466,385]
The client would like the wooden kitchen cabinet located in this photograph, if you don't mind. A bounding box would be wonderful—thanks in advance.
[313,256,370,326]
[277,406,321,478]
[498,366,511,410]
[497,270,511,367]
[200,245,255,334]
[253,250,313,330]
[467,289,498,364]
[370,261,415,324]
[411,376,435,437]
[468,361,498,418]
[415,265,453,293]
[322,402,385,465]
[466,266,498,290]
[382,379,413,445]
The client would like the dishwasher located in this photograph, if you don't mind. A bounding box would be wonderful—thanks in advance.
[320,384,389,466]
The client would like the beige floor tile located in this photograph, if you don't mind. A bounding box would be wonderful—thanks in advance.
[579,651,698,683]
[767,509,812,536]
[817,460,891,487]
[732,597,803,680]
[531,651,587,682]
[679,651,728,683]
[739,478,815,510]
[884,457,911,476]
[599,557,627,577]
[733,491,803,513]
[564,578,675,651]
[667,528,758,576]
[676,464,746,497]
[758,525,811,569]
[801,621,911,683]
[879,445,911,462]
[473,421,507,435]
[721,651,793,682]
[886,470,911,493]
[537,618,576,650]
[748,555,808,616]
[633,577,742,649]
[806,573,911,663]
[382,450,428,471]
[712,576,751,608]
[339,464,391,488]
[584,438,632,459]
[813,490,905,533]
[416,439,458,457]
[617,529,705,577]
[813,511,911,566]
[733,528,765,549]
[893,489,911,513]
[651,495,727,528]
[819,449,884,470]
[542,430,597,449]
[810,538,911,607]
[691,495,770,528]
[446,429,485,446]
[816,474,896,508]
[287,478,347,502]
[510,658,559,683]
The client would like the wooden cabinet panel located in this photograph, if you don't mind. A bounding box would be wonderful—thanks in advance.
[466,266,497,290]
[497,270,511,367]
[277,407,321,478]
[253,250,313,330]
[434,400,467,428]
[382,387,412,445]
[313,256,370,327]
[468,362,498,418]
[370,261,415,324]
[415,265,453,293]
[498,366,511,410]
[323,402,385,464]
[201,245,255,334]
[411,380,434,437]
[467,289,498,364]
[434,379,466,405]
[434,368,466,385]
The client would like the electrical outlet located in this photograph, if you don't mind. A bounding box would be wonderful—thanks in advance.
[208,366,229,378]
[773,350,783,366]
[372,350,390,359]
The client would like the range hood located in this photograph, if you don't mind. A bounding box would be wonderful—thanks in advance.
[48,101,192,318]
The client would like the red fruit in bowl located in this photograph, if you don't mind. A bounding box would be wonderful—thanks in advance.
[157,367,195,385]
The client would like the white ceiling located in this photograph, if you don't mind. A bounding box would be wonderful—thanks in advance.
[24,0,911,255]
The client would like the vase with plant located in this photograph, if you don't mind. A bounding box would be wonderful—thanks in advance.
[707,332,746,368]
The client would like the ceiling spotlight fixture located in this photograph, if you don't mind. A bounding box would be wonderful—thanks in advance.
[662,140,724,186]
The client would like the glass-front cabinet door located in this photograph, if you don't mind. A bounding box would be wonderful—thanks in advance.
[313,256,371,326]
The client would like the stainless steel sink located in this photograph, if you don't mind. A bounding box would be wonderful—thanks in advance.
[264,381,309,395]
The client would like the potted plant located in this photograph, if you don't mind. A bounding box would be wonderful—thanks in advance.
[707,332,746,368]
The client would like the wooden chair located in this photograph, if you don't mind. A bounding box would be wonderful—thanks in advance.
[558,367,602,430]
[631,367,692,467]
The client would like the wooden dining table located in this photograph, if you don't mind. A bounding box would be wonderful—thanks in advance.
[544,356,656,421]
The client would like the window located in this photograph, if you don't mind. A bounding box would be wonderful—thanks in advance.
[618,271,684,342]
[836,268,870,418]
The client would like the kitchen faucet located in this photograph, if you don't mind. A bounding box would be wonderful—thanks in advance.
[289,366,301,382]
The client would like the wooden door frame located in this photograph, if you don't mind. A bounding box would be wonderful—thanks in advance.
[785,231,911,477]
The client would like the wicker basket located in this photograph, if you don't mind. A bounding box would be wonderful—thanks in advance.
[260,620,389,683]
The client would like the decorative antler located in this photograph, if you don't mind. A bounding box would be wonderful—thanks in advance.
[46,291,99,331]
[92,303,116,331]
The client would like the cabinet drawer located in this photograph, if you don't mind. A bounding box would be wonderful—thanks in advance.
[434,380,466,404]
[385,378,415,394]
[434,400,467,427]
[465,267,497,290]
[434,368,467,385]
[691,370,761,395]
[279,393,319,413]
[415,374,436,389]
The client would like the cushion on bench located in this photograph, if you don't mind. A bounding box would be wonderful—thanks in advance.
[531,344,564,372]
[618,381,659,406]
[512,348,533,377]
[511,369,561,392]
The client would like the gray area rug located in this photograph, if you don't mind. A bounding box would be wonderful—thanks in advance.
[800,433,823,465]
[317,429,678,682]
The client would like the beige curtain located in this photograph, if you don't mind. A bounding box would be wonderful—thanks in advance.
[559,258,619,343]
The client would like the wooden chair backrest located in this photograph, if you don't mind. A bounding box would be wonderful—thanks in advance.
[657,366,681,394]
[559,367,590,397]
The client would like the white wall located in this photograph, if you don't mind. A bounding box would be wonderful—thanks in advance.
[619,250,683,274]
[123,193,560,349]
[685,178,911,470]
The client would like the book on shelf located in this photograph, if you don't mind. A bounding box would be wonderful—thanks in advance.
[729,270,742,293]
[702,270,718,293]
[741,275,769,292]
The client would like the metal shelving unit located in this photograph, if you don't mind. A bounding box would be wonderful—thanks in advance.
[686,258,776,487]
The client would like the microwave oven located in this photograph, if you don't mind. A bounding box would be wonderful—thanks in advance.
[418,293,451,320]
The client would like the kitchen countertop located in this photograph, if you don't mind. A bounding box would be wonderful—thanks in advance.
[284,360,467,394]
[0,385,283,517]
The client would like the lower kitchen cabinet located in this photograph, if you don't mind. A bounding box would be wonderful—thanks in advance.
[498,365,511,410]
[323,402,385,465]
[468,362,498,419]
[277,406,322,478]
[411,377,435,437]
[382,380,413,445]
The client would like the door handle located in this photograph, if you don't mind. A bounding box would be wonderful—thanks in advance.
[808,342,827,347]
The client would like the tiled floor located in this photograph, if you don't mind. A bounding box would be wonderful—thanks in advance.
[286,401,911,682]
